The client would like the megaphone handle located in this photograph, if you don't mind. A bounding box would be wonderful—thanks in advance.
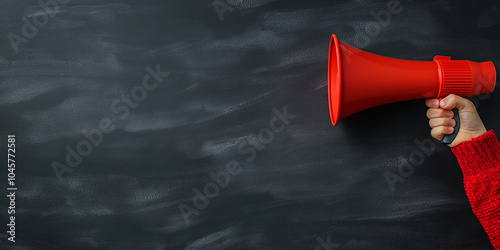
[441,108,460,144]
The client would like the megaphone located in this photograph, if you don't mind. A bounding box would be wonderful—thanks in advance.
[328,34,496,143]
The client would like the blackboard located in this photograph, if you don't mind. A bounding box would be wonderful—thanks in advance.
[1,0,499,249]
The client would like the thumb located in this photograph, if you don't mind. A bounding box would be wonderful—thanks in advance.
[439,94,475,111]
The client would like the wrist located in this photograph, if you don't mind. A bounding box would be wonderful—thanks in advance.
[472,128,488,139]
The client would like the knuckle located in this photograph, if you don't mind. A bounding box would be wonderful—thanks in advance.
[429,118,438,127]
[431,128,440,138]
[426,109,432,118]
[463,99,474,107]
[425,99,431,106]
[448,94,458,103]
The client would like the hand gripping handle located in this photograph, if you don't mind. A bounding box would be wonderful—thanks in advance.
[440,108,460,144]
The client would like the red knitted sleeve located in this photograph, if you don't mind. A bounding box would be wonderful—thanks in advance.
[451,130,500,249]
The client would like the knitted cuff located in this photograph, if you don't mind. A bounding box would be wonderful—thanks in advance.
[451,130,500,177]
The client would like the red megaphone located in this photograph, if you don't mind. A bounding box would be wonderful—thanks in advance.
[328,34,497,126]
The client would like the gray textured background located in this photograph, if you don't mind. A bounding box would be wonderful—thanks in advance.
[1,0,499,249]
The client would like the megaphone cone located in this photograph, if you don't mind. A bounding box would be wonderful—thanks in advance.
[328,34,496,126]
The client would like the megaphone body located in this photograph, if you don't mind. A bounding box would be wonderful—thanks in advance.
[328,34,497,126]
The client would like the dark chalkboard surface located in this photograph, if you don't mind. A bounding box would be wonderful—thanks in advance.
[1,0,499,249]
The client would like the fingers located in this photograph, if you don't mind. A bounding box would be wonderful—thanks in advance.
[429,117,455,128]
[431,126,454,140]
[439,94,475,111]
[427,108,454,119]
[426,101,456,141]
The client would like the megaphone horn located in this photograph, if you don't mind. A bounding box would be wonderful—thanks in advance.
[328,34,496,143]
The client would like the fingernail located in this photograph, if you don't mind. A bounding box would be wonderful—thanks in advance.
[440,100,447,108]
[449,120,455,126]
[432,99,439,107]
[448,127,453,132]
[446,111,453,118]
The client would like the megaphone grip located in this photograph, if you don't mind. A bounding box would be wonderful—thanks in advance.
[441,108,460,144]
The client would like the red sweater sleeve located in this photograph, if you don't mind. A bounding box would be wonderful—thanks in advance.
[451,130,500,249]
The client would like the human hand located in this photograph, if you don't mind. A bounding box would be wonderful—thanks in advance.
[426,94,487,147]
